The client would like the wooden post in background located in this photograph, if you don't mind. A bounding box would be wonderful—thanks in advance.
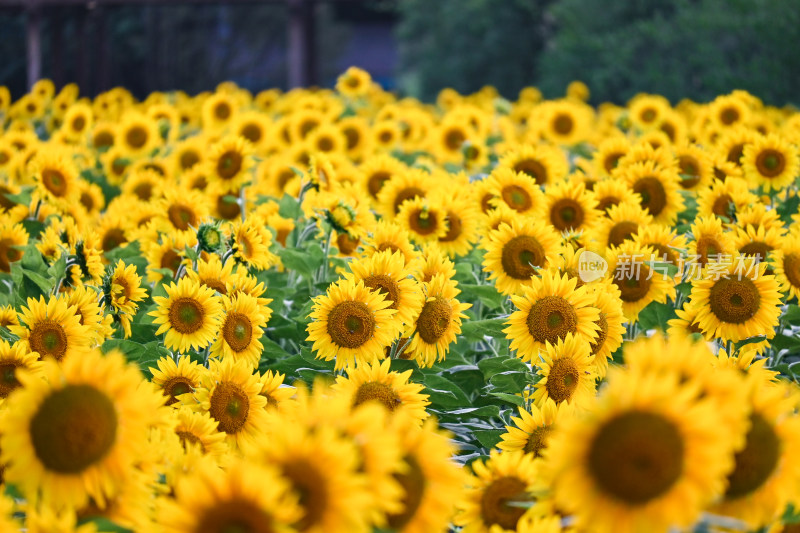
[288,0,316,88]
[26,1,42,89]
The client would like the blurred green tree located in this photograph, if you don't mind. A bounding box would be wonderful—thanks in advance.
[396,0,554,101]
[538,0,800,105]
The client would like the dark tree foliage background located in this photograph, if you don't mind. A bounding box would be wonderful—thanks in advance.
[397,0,800,105]
[1,0,800,105]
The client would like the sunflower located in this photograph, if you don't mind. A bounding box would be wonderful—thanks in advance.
[716,125,757,167]
[373,120,402,151]
[150,355,207,406]
[544,179,600,233]
[586,289,626,378]
[487,167,546,218]
[189,357,269,451]
[504,271,599,363]
[225,270,273,309]
[496,144,568,187]
[714,348,779,385]
[739,203,784,233]
[61,102,93,141]
[686,256,781,343]
[201,91,239,132]
[530,333,596,408]
[629,94,671,130]
[11,296,90,362]
[336,67,372,98]
[122,168,162,202]
[346,249,424,329]
[170,405,228,461]
[742,133,800,192]
[695,177,755,221]
[672,142,712,190]
[456,450,541,533]
[150,276,223,354]
[104,259,147,316]
[593,136,631,177]
[206,136,255,195]
[1,349,161,510]
[711,381,800,528]
[117,112,160,157]
[209,293,269,369]
[590,178,644,217]
[666,304,709,341]
[397,196,448,245]
[482,217,561,296]
[686,215,736,269]
[619,160,685,225]
[155,186,210,239]
[144,234,194,284]
[257,370,295,409]
[227,216,277,270]
[413,242,457,284]
[379,414,465,533]
[403,274,471,368]
[186,254,236,296]
[771,234,800,301]
[171,136,207,177]
[709,93,751,129]
[338,116,372,161]
[545,367,738,533]
[0,304,19,328]
[733,222,783,265]
[333,358,429,423]
[436,193,480,257]
[376,167,432,219]
[158,458,300,533]
[590,202,653,250]
[0,339,42,400]
[64,285,113,347]
[607,241,675,321]
[536,99,593,146]
[498,399,573,458]
[307,278,400,370]
[0,217,28,273]
[30,151,80,207]
[362,220,418,267]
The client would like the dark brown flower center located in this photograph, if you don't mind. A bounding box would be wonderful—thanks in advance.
[755,149,786,178]
[526,295,578,345]
[326,301,375,349]
[708,276,760,324]
[353,382,401,412]
[501,185,532,212]
[724,414,780,500]
[501,235,546,280]
[588,411,684,504]
[196,498,275,533]
[30,385,118,474]
[29,319,69,360]
[168,297,205,334]
[417,297,452,344]
[217,150,243,180]
[479,476,531,530]
[209,381,250,434]
[513,159,547,185]
[550,198,584,231]
[633,177,668,217]
[545,357,580,403]
[223,311,253,353]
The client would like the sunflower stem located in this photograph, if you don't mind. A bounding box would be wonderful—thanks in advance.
[30,199,42,220]
[238,186,247,222]
[317,226,333,284]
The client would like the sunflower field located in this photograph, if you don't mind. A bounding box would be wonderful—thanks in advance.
[0,68,799,533]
